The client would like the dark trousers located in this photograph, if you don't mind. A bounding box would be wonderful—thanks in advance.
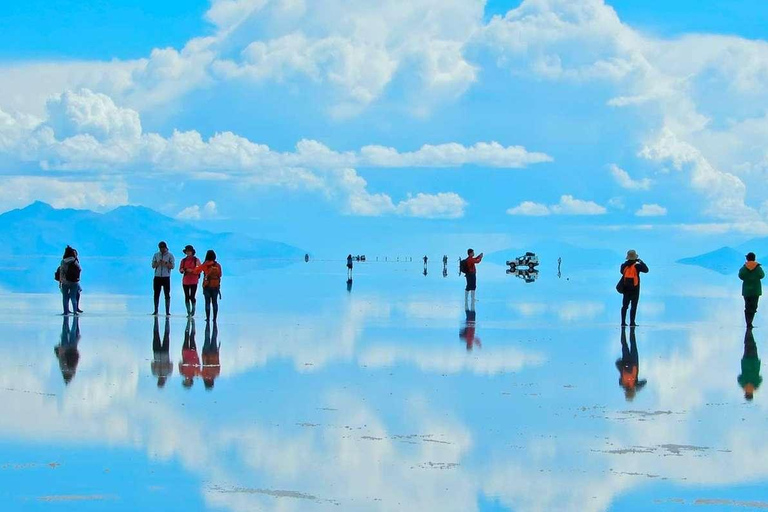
[153,277,171,314]
[204,287,220,321]
[621,288,640,325]
[745,296,760,327]
[183,284,198,306]
[465,273,477,291]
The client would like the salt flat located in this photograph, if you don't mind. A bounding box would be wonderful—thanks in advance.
[0,260,765,512]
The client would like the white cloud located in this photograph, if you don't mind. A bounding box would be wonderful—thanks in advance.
[507,195,606,216]
[360,141,552,168]
[506,201,551,216]
[635,203,667,217]
[177,201,219,220]
[0,176,128,213]
[46,89,142,141]
[395,192,467,219]
[609,164,651,191]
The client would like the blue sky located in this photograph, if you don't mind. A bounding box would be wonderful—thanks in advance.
[0,0,767,257]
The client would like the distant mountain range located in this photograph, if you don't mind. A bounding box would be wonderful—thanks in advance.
[0,202,305,292]
[678,239,768,275]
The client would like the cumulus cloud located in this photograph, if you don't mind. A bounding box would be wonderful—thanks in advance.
[177,201,219,220]
[635,203,667,217]
[0,176,128,212]
[609,164,651,191]
[508,195,606,216]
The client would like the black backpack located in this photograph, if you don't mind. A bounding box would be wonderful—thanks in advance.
[459,258,468,274]
[64,262,81,282]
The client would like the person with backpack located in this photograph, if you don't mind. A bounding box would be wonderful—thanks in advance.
[740,252,765,329]
[58,246,81,315]
[460,248,484,303]
[179,245,201,317]
[619,250,649,327]
[151,241,175,316]
[195,250,222,322]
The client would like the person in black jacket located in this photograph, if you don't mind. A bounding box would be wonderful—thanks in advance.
[620,250,649,327]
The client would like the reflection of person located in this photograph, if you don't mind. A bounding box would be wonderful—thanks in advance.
[738,328,762,401]
[462,248,484,303]
[195,250,223,322]
[347,254,354,280]
[179,318,200,388]
[202,320,221,391]
[615,326,646,401]
[54,316,80,384]
[459,308,481,351]
[152,241,175,316]
[739,252,765,329]
[179,245,201,317]
[346,279,353,292]
[619,250,649,327]
[151,317,172,388]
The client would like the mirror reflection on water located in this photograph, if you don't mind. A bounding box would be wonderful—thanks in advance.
[1,260,766,511]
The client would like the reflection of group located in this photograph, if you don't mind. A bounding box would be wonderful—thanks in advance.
[178,318,221,390]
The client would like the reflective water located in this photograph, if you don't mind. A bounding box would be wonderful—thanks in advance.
[1,261,767,511]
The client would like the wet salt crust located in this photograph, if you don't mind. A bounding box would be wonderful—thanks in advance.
[0,260,765,511]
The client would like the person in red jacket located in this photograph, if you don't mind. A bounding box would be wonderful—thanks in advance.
[462,248,484,304]
[179,245,201,317]
[195,250,223,322]
[179,318,200,388]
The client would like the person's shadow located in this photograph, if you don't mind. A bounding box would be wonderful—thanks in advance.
[202,320,221,391]
[54,316,81,385]
[739,328,762,401]
[616,327,647,401]
[151,317,172,388]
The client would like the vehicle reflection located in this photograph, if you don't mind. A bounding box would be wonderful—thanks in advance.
[202,320,221,390]
[180,318,200,389]
[151,317,172,388]
[54,316,80,385]
[739,328,762,401]
[506,268,539,283]
[615,326,646,401]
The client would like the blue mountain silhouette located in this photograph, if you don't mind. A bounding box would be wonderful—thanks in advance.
[1,202,305,292]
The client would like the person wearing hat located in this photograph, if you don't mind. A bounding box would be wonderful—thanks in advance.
[179,245,202,317]
[739,252,765,329]
[151,241,175,316]
[619,250,649,327]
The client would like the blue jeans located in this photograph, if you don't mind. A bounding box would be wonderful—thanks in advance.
[61,282,79,314]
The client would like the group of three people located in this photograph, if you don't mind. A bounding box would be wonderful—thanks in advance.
[153,241,223,321]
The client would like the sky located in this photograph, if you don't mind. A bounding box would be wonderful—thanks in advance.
[1,0,768,257]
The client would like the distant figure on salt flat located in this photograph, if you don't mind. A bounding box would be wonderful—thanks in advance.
[740,252,765,329]
[152,316,172,388]
[152,241,175,316]
[57,245,82,316]
[558,257,562,279]
[615,326,646,401]
[347,254,354,280]
[618,250,648,327]
[179,245,201,317]
[305,253,310,263]
[460,248,483,304]
[739,328,762,401]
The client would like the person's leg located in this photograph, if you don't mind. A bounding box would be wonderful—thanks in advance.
[153,277,161,315]
[62,285,70,315]
[745,296,758,328]
[621,293,631,326]
[629,291,639,326]
[183,285,191,315]
[71,283,79,315]
[76,283,83,313]
[190,284,197,316]
[204,288,212,321]
[162,277,171,316]
[211,288,219,321]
